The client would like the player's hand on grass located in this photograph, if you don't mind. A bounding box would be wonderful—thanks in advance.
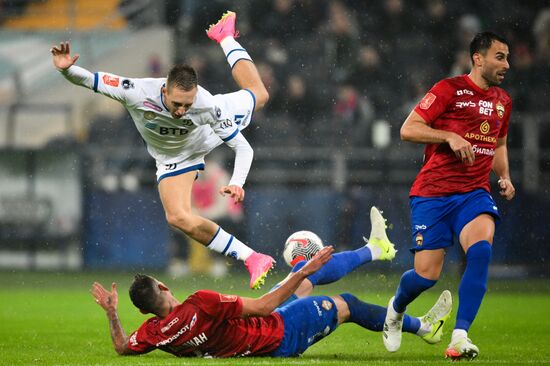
[498,177,515,200]
[219,184,245,203]
[50,41,79,71]
[91,282,119,313]
[447,133,475,166]
[298,246,334,276]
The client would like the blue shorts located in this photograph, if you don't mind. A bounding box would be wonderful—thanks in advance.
[270,296,339,357]
[409,189,500,252]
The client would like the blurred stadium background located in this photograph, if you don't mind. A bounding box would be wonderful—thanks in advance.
[0,0,549,280]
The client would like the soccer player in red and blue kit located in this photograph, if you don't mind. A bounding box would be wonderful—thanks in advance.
[382,32,516,361]
[92,244,453,358]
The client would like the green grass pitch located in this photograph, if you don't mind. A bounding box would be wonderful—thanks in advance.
[1,270,549,365]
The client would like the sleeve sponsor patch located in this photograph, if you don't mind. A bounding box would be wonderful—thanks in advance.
[219,294,238,303]
[102,74,120,87]
[419,92,437,110]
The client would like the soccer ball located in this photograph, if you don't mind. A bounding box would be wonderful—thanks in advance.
[283,231,324,267]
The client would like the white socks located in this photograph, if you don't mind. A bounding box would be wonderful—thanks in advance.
[366,243,382,260]
[207,227,253,261]
[452,329,468,340]
[416,318,431,336]
[220,37,252,68]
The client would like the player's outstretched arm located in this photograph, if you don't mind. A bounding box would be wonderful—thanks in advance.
[51,41,97,90]
[240,246,334,317]
[51,41,131,103]
[91,282,137,356]
[51,41,79,70]
[206,11,269,111]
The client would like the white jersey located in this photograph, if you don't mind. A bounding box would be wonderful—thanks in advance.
[61,66,255,185]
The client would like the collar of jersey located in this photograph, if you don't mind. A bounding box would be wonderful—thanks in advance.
[463,74,489,95]
[160,83,170,112]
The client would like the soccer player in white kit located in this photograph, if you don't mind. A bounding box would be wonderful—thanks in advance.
[50,11,275,289]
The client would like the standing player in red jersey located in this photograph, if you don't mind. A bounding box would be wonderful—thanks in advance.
[91,245,453,358]
[382,32,516,361]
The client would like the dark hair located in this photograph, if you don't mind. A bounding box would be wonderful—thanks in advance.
[166,64,198,91]
[129,274,161,314]
[469,31,509,64]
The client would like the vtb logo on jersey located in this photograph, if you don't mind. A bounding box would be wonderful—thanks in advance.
[496,101,505,119]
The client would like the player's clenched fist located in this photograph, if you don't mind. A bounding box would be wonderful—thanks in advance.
[498,177,515,200]
[447,133,475,166]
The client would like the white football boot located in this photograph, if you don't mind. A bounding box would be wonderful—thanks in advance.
[364,206,396,261]
[445,333,480,360]
[420,290,453,344]
[383,296,404,352]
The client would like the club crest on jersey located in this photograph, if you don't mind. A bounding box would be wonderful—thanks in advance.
[416,233,424,246]
[144,111,156,120]
[419,92,436,110]
[322,300,333,311]
[496,101,505,119]
[180,119,193,127]
[480,120,490,134]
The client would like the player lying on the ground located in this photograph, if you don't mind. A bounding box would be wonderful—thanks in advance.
[91,209,453,358]
[51,11,274,289]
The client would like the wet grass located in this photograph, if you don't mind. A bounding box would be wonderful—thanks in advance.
[1,270,549,365]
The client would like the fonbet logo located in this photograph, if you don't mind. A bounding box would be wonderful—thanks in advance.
[478,100,493,116]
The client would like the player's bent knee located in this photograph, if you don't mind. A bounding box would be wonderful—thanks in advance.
[467,240,492,264]
[334,294,352,324]
[414,267,441,281]
[165,211,194,233]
